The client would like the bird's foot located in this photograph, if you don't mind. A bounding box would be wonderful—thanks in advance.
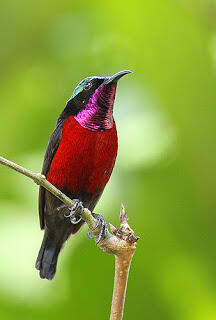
[88,213,108,244]
[57,199,84,225]
[88,230,93,239]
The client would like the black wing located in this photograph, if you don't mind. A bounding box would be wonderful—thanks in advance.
[38,120,64,229]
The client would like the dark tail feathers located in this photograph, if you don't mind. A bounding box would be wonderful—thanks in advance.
[35,233,62,280]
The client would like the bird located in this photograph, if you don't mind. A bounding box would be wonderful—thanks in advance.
[35,70,132,280]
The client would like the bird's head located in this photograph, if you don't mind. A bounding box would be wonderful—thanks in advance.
[64,70,132,131]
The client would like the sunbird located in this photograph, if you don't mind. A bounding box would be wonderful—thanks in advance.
[36,70,131,280]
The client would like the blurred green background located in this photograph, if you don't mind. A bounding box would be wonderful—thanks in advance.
[0,0,216,319]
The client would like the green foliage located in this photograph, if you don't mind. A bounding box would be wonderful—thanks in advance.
[0,1,216,319]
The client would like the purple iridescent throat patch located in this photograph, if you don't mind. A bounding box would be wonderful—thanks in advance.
[74,84,117,131]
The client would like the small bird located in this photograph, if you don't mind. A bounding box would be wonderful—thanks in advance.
[36,70,131,280]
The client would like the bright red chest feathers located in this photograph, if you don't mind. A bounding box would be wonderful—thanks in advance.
[47,116,118,198]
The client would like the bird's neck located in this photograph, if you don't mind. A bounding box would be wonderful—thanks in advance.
[74,84,117,131]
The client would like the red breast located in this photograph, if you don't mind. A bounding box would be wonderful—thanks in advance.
[47,116,118,198]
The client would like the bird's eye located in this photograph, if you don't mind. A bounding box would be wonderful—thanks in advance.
[84,82,92,90]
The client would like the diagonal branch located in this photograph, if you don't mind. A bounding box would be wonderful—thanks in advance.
[0,155,96,227]
[0,155,139,320]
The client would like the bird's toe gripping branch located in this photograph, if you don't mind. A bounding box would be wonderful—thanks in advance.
[66,199,84,224]
[88,213,109,244]
[57,199,84,224]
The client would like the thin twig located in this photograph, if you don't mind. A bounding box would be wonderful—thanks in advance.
[0,155,97,228]
[0,155,139,320]
[109,204,139,320]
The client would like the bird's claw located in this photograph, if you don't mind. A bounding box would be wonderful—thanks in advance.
[88,230,93,239]
[63,199,84,225]
[88,213,108,244]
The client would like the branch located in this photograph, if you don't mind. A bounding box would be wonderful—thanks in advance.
[0,156,96,227]
[0,155,139,320]
[108,204,139,320]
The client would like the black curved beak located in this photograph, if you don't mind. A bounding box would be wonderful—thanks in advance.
[104,70,132,85]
